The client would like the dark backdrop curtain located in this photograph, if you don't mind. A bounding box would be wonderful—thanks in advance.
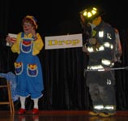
[0,0,16,73]
[1,1,128,111]
[115,30,128,110]
[42,48,91,110]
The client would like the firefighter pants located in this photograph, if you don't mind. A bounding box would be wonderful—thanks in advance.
[88,83,116,113]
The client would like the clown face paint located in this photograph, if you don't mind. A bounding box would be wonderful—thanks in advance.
[23,22,34,35]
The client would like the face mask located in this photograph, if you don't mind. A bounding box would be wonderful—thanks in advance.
[88,23,96,30]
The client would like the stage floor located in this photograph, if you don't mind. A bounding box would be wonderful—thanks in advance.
[0,110,128,121]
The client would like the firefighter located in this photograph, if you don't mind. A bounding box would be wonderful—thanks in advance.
[80,5,116,117]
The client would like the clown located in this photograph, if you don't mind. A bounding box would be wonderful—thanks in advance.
[6,15,44,114]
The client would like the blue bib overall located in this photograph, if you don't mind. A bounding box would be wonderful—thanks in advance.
[15,32,44,99]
